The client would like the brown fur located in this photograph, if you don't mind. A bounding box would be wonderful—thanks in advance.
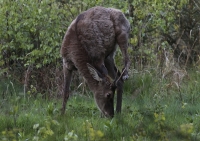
[61,6,130,117]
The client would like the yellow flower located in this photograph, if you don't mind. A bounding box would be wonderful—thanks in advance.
[161,113,165,121]
[96,130,104,138]
[2,131,6,135]
[180,123,193,135]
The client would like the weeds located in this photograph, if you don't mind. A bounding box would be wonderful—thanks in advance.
[1,69,200,140]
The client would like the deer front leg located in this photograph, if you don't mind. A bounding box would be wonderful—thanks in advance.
[61,59,74,114]
[92,57,108,77]
[105,55,124,113]
[105,54,117,79]
[115,77,123,113]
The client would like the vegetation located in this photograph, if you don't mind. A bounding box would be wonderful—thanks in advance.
[1,0,200,140]
[1,70,200,140]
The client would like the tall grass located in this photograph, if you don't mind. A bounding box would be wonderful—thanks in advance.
[0,69,200,141]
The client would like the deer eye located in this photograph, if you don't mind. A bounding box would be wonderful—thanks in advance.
[106,93,112,99]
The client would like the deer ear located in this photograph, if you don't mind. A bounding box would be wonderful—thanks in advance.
[87,63,102,82]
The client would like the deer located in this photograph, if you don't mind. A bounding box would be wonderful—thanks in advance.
[60,6,130,118]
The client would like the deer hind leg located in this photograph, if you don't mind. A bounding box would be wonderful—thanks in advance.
[105,54,124,113]
[117,32,130,80]
[115,18,131,80]
[61,59,75,114]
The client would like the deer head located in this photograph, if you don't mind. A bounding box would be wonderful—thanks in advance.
[87,63,124,118]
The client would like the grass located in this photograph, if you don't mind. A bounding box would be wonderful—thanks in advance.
[0,69,200,141]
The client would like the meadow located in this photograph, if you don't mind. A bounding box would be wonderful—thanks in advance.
[1,0,200,140]
[1,69,200,141]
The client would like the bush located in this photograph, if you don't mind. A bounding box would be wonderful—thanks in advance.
[1,0,199,97]
[0,0,75,97]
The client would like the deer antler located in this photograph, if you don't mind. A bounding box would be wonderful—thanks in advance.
[113,68,126,87]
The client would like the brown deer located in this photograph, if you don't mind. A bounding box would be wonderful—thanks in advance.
[61,6,130,117]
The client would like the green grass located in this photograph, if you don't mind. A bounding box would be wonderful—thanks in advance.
[0,70,200,141]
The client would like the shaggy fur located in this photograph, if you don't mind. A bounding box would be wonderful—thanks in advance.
[61,6,130,117]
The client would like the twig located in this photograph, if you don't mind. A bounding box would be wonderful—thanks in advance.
[192,0,200,10]
[24,65,31,99]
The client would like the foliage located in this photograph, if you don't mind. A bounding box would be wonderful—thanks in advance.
[32,117,60,140]
[1,69,200,140]
[1,1,200,140]
[0,0,64,68]
[83,120,104,141]
[127,0,190,68]
[1,0,200,97]
[0,0,65,97]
